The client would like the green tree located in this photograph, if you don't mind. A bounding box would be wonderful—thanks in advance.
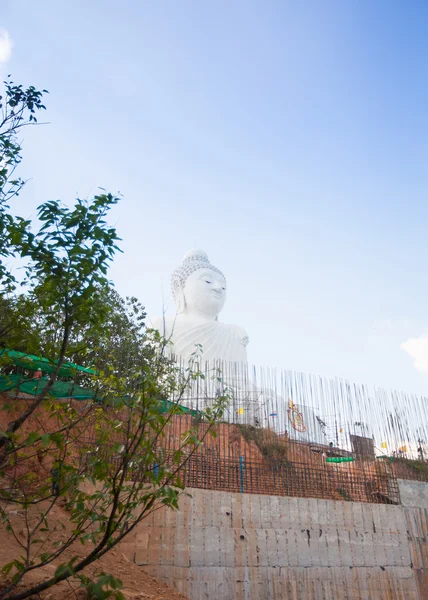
[0,192,121,454]
[0,340,228,600]
[0,77,47,291]
[0,79,229,600]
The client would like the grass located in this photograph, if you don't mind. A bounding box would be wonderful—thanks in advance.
[238,424,288,464]
[398,457,428,480]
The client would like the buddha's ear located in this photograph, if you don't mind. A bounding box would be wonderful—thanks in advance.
[173,280,186,313]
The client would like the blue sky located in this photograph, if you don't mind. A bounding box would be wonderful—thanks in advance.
[1,0,428,394]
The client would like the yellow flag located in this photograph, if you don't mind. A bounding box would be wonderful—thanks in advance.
[398,445,408,453]
[237,407,245,415]
[381,441,387,449]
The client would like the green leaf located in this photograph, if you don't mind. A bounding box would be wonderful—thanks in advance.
[25,432,41,445]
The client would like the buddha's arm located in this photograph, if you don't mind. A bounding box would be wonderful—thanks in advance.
[234,325,249,347]
[148,315,167,336]
[148,315,177,343]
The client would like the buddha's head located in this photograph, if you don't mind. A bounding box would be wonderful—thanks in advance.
[171,249,227,319]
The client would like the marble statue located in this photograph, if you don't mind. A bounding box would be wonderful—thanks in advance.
[151,249,249,364]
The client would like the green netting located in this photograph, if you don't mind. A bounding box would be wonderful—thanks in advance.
[0,374,200,416]
[94,394,200,416]
[0,374,96,399]
[0,348,201,416]
[0,348,96,378]
[157,398,200,416]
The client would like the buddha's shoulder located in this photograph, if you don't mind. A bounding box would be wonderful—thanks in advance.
[221,322,249,347]
[149,315,174,337]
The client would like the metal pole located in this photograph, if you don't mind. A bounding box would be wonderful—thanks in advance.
[239,455,244,494]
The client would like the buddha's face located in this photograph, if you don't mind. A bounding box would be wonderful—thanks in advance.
[182,268,226,317]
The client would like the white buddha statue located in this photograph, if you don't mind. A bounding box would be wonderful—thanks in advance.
[151,249,249,364]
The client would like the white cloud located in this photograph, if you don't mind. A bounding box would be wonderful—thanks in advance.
[401,335,428,374]
[0,30,13,67]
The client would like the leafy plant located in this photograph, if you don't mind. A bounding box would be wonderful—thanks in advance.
[0,192,121,459]
[0,77,47,291]
[78,573,124,600]
[0,77,229,600]
[0,339,229,600]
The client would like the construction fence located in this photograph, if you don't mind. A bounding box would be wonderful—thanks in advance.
[3,357,428,505]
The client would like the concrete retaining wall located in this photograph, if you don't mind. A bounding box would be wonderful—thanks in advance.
[398,479,428,598]
[398,478,428,509]
[123,482,428,599]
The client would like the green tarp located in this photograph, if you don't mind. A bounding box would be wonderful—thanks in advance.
[0,348,201,417]
[0,374,96,399]
[157,398,200,416]
[0,374,200,416]
[0,348,96,378]
[326,456,354,463]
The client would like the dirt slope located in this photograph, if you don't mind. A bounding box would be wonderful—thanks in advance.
[0,501,187,600]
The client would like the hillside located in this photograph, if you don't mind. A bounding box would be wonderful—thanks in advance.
[0,499,187,600]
